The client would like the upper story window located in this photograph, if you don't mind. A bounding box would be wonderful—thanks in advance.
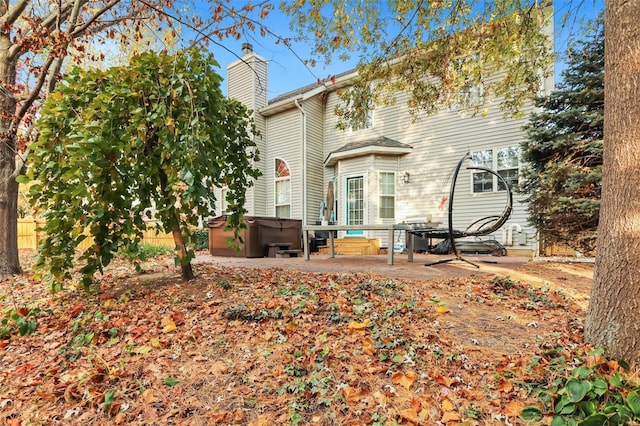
[275,158,291,218]
[352,109,374,132]
[379,172,395,219]
[472,147,520,193]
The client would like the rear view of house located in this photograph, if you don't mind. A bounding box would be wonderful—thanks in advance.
[218,43,554,256]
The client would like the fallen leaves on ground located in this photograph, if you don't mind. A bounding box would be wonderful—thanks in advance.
[0,253,592,425]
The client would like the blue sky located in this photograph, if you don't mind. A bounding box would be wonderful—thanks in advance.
[206,0,604,100]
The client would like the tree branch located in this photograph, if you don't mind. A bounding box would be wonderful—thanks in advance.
[70,0,121,38]
[0,0,28,27]
[10,147,29,179]
[41,2,75,33]
[10,54,56,135]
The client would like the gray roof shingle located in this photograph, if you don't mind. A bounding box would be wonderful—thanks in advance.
[332,136,412,153]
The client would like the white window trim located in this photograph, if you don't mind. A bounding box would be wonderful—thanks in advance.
[350,109,374,132]
[471,146,520,194]
[339,171,368,236]
[378,171,396,220]
[275,158,291,218]
[496,147,520,191]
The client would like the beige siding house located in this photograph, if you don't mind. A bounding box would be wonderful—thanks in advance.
[221,44,553,256]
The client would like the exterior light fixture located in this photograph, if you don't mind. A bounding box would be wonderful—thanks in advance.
[403,172,410,184]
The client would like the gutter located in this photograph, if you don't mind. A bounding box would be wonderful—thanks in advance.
[260,70,357,116]
[294,99,307,227]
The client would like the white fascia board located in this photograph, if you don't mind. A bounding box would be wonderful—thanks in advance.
[260,95,302,116]
[261,70,359,116]
[324,146,412,167]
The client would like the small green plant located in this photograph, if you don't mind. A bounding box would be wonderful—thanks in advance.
[0,307,39,338]
[120,243,171,262]
[521,348,640,425]
[490,276,517,292]
[118,243,171,272]
[216,278,233,290]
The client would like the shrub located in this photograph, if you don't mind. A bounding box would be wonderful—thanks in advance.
[118,244,172,272]
[521,348,640,425]
[192,229,209,251]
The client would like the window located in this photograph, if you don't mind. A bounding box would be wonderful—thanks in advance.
[472,150,494,193]
[497,147,520,191]
[450,86,484,112]
[472,147,520,193]
[352,109,374,132]
[379,172,395,219]
[448,54,484,112]
[275,158,291,218]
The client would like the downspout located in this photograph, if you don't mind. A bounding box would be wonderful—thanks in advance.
[294,98,307,226]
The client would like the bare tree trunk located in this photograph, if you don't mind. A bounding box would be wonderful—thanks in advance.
[585,0,640,367]
[0,136,21,276]
[0,30,22,276]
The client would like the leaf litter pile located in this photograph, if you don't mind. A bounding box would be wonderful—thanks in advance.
[0,253,595,425]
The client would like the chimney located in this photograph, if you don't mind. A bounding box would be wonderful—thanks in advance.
[241,43,253,56]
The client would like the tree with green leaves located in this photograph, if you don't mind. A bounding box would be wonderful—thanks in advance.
[282,0,553,127]
[519,18,604,254]
[25,48,260,287]
[0,0,273,276]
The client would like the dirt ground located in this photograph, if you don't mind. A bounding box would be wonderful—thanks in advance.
[200,252,594,354]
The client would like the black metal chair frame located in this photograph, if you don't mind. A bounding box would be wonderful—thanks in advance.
[409,153,513,268]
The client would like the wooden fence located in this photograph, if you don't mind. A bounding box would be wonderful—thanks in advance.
[17,219,174,250]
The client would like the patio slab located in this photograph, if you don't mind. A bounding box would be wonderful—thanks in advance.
[195,252,532,282]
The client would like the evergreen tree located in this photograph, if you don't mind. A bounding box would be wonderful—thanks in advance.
[520,18,604,254]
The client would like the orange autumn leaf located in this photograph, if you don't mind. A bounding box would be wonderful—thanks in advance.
[68,303,84,317]
[233,410,246,422]
[114,412,127,425]
[391,371,417,389]
[14,363,34,375]
[212,412,228,422]
[171,311,185,326]
[503,400,524,416]
[335,296,348,306]
[141,389,156,403]
[441,398,456,412]
[411,397,423,413]
[399,408,419,424]
[341,386,360,403]
[434,374,456,387]
[441,411,462,423]
[266,297,282,309]
[347,319,370,330]
[162,320,176,333]
[498,378,513,392]
[362,336,375,355]
[248,415,271,426]
[372,391,388,407]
